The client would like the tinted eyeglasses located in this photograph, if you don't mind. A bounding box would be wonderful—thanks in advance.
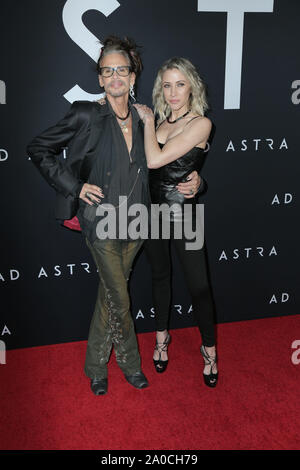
[99,66,132,77]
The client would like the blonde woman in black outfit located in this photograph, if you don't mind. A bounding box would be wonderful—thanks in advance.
[134,57,218,387]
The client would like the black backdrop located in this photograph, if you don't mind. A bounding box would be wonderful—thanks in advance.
[0,0,299,350]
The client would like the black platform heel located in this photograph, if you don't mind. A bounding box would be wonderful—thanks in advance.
[153,333,171,373]
[200,345,218,388]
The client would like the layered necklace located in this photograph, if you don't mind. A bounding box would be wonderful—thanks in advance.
[167,109,190,124]
[114,107,131,133]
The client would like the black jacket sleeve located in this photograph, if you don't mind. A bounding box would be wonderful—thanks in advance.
[26,101,84,199]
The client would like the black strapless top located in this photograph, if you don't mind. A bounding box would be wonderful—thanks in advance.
[148,142,206,207]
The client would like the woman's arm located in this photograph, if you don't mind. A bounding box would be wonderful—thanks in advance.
[134,104,212,169]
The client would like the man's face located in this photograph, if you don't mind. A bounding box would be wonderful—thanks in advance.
[98,52,135,98]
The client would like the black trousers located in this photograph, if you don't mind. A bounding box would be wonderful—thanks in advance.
[143,232,216,347]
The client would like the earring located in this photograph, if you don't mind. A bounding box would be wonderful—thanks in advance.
[98,91,106,105]
[129,84,136,101]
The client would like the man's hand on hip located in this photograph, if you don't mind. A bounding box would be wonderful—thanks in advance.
[177,170,201,198]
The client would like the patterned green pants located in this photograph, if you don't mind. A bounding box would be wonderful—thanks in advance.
[84,237,144,379]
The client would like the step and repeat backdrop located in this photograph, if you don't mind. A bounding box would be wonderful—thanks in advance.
[0,0,299,350]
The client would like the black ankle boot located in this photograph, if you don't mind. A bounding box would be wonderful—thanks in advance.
[90,377,108,395]
[125,371,149,389]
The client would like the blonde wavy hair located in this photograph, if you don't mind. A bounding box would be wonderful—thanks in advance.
[152,57,209,123]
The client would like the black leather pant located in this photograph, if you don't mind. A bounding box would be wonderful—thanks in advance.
[144,234,216,347]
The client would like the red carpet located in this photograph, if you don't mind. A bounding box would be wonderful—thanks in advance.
[1,315,300,450]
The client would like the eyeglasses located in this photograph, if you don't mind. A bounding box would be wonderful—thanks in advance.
[99,66,132,77]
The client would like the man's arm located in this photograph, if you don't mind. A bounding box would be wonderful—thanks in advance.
[26,101,84,199]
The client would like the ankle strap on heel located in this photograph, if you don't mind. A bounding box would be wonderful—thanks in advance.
[155,333,170,353]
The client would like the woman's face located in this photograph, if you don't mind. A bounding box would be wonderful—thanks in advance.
[98,52,135,98]
[162,68,191,112]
